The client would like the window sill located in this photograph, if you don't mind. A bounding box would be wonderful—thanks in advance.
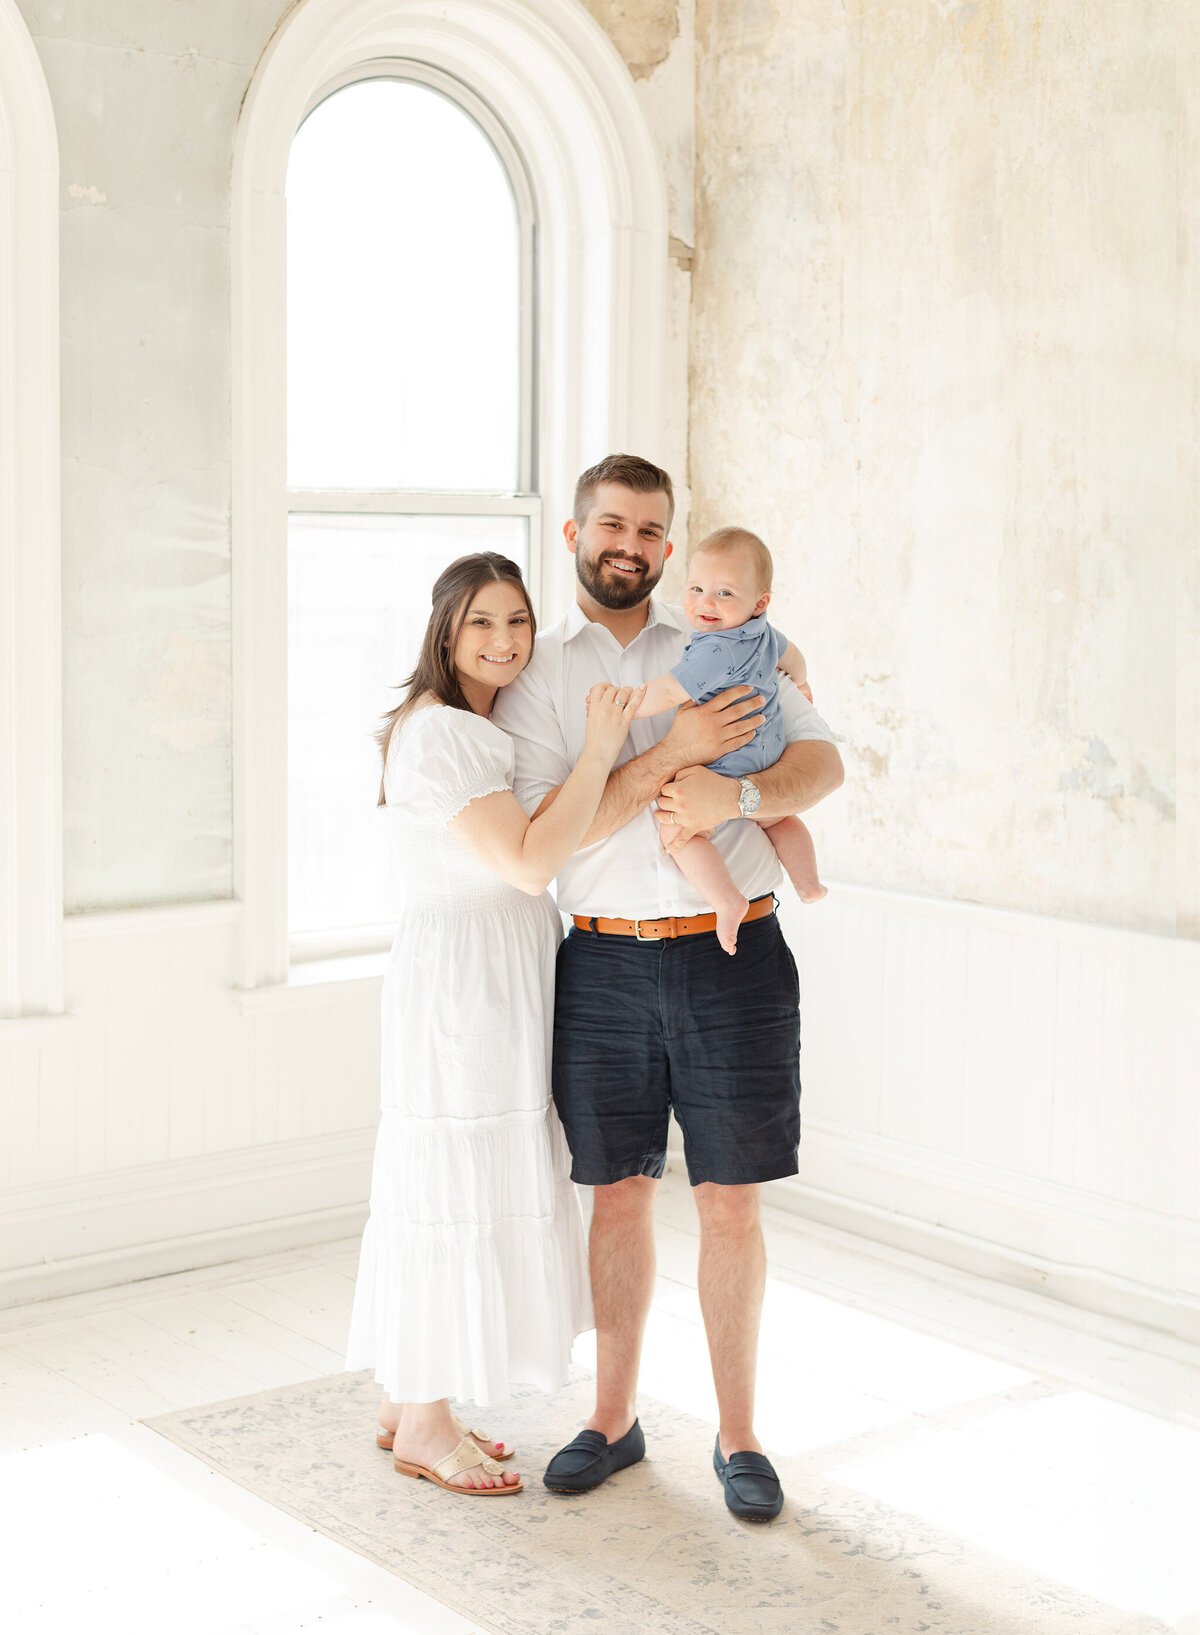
[231,952,388,1014]
[0,1012,80,1043]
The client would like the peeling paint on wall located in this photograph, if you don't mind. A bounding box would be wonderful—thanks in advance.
[579,0,679,80]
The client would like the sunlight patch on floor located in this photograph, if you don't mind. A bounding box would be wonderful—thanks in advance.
[0,1434,419,1635]
[830,1390,1199,1627]
[589,1271,1034,1458]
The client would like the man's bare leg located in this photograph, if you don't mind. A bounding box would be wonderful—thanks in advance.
[584,1174,659,1441]
[693,1181,766,1457]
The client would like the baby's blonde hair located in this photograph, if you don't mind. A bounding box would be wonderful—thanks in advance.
[691,526,773,593]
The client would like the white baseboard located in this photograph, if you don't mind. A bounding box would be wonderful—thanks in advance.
[750,1191,1197,1428]
[781,1132,1188,1341]
[0,1128,374,1309]
[667,1115,1189,1342]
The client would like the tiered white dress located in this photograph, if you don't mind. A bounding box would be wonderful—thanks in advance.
[346,703,592,1407]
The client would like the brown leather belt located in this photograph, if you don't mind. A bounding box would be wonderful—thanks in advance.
[572,894,775,941]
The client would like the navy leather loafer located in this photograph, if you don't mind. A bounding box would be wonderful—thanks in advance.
[543,1419,646,1492]
[713,1437,784,1520]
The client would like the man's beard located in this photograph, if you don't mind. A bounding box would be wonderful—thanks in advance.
[575,547,665,610]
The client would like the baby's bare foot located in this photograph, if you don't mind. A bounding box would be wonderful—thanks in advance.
[715,893,750,956]
[799,883,828,904]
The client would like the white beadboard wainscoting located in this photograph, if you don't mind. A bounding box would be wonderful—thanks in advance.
[775,885,1195,1350]
[0,888,1194,1387]
[0,903,377,1305]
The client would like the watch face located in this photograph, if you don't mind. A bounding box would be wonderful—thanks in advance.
[740,779,761,816]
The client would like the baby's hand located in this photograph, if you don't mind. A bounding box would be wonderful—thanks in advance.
[777,662,814,705]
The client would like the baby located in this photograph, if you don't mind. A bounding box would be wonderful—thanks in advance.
[637,526,826,954]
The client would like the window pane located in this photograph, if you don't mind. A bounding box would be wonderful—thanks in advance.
[288,512,529,941]
[287,78,521,491]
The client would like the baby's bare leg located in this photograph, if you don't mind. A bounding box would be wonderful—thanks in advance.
[672,835,749,956]
[761,815,827,904]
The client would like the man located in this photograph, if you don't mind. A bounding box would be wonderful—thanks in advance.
[492,454,843,1520]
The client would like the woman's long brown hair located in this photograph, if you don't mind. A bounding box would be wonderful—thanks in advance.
[376,552,535,805]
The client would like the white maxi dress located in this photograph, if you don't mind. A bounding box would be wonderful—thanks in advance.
[346,703,592,1407]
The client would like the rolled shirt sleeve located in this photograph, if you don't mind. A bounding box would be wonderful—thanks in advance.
[776,674,834,744]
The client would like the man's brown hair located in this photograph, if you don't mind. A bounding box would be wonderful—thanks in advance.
[692,525,774,593]
[573,453,674,530]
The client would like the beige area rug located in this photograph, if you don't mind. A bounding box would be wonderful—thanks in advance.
[146,1371,1163,1635]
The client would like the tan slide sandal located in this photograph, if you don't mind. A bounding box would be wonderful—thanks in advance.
[393,1434,523,1495]
[376,1412,514,1460]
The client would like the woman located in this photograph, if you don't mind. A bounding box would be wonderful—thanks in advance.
[346,552,642,1496]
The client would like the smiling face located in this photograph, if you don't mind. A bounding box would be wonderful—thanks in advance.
[451,578,534,694]
[568,481,673,611]
[683,546,770,632]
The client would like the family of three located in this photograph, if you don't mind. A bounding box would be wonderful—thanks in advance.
[346,453,843,1521]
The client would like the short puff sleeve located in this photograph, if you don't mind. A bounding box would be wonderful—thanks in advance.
[390,706,514,825]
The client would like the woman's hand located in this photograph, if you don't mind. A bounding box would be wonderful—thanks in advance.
[584,683,645,764]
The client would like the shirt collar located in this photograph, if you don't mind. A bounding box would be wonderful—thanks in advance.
[701,611,768,642]
[561,596,688,644]
[562,600,592,643]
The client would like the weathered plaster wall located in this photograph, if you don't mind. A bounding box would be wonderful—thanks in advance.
[579,0,678,81]
[691,0,1187,936]
[1180,9,1199,939]
[19,0,289,912]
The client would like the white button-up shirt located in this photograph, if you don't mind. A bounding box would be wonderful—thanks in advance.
[490,598,835,919]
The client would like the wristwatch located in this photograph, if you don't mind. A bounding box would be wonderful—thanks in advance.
[736,776,762,818]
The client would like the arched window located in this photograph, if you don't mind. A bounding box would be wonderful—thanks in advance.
[285,70,536,960]
[232,0,667,992]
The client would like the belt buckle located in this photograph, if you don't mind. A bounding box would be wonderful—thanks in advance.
[633,918,663,941]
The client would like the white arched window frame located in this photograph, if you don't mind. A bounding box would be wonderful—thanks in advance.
[0,0,62,1022]
[233,0,668,992]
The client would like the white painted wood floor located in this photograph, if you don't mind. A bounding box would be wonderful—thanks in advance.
[0,1172,1194,1635]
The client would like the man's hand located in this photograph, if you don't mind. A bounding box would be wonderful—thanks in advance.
[655,765,740,834]
[662,686,764,767]
[657,739,845,838]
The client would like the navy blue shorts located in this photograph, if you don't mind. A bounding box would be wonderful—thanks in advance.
[551,904,801,1187]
